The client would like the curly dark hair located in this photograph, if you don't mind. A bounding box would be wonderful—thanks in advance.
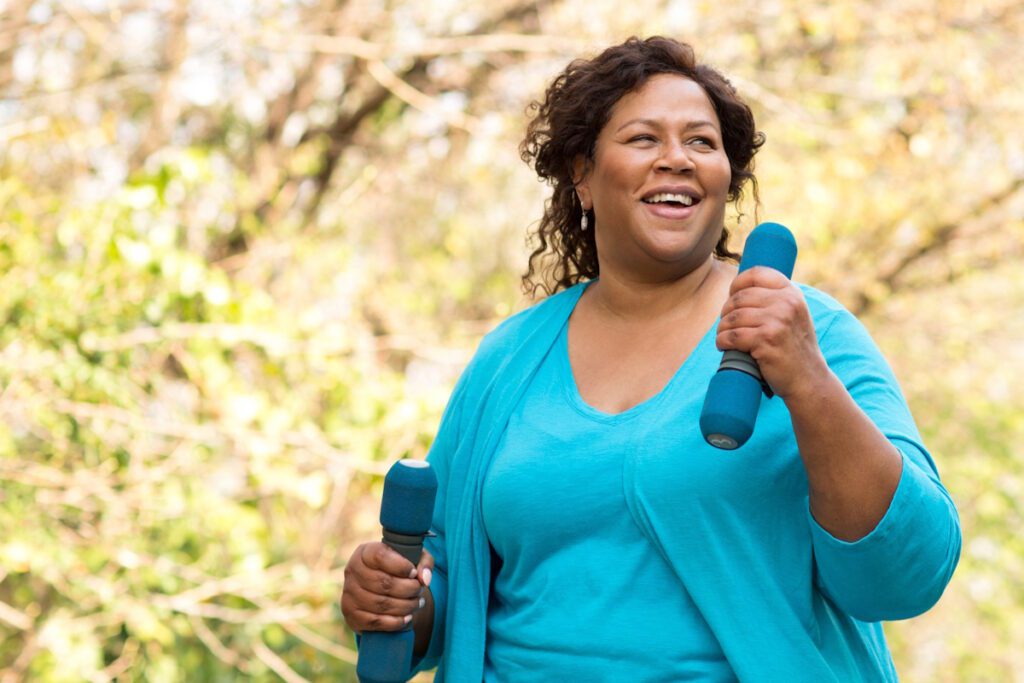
[519,36,765,296]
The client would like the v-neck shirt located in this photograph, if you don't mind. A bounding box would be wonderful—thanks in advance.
[481,314,736,681]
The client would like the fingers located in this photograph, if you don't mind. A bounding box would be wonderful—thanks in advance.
[341,542,428,634]
[341,575,425,633]
[348,545,423,597]
[341,572,427,634]
[357,567,424,598]
[716,270,827,400]
[720,286,772,319]
[728,266,789,296]
[417,549,435,589]
[720,271,803,327]
[344,608,414,634]
[718,299,792,350]
[716,318,792,355]
[345,579,422,617]
[721,280,800,319]
[360,542,417,578]
[717,274,810,354]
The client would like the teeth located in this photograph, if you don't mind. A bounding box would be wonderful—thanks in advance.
[645,192,694,206]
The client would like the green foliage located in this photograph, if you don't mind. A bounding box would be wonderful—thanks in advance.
[1,0,1022,680]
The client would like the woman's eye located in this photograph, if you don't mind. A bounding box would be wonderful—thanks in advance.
[689,137,713,147]
[629,135,656,143]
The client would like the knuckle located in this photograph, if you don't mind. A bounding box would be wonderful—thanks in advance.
[370,543,388,563]
[374,596,392,612]
[342,591,363,616]
[379,573,395,592]
[350,544,369,569]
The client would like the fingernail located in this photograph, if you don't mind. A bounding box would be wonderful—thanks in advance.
[403,614,413,624]
[422,567,432,587]
[409,567,417,579]
[418,596,426,609]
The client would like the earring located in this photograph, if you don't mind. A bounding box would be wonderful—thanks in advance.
[576,193,589,231]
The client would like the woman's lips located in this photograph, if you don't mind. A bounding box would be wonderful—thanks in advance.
[643,201,699,220]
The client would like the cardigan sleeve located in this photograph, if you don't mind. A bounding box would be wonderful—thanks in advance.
[408,362,473,676]
[807,308,961,622]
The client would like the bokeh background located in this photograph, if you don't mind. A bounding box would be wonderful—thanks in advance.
[1,0,1022,680]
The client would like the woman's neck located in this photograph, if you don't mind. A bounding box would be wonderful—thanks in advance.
[584,257,733,325]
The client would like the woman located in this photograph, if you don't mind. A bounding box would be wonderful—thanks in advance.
[341,36,961,681]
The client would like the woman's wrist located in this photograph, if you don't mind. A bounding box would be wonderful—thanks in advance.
[778,360,839,418]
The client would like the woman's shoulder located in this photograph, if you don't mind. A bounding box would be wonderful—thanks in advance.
[796,282,855,329]
[444,283,586,401]
[454,282,589,378]
[796,282,847,315]
[469,282,588,369]
[795,282,880,353]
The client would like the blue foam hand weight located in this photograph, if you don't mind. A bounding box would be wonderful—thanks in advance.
[378,460,438,556]
[700,222,798,450]
[357,460,438,683]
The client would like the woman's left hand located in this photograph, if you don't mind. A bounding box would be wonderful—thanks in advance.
[715,266,829,403]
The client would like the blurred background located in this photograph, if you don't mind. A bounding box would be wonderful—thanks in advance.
[1,0,1022,680]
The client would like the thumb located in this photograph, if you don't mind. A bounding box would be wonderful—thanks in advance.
[417,549,435,588]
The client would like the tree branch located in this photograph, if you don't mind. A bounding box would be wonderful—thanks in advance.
[365,58,480,133]
[298,0,554,223]
[852,175,1024,316]
[0,599,32,630]
[129,0,190,168]
[252,638,312,683]
[0,0,33,91]
[189,614,252,673]
[280,620,358,664]
[259,31,583,60]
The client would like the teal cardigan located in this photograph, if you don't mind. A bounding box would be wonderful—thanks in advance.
[408,282,960,682]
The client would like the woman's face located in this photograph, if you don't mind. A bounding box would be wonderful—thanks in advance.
[576,73,733,280]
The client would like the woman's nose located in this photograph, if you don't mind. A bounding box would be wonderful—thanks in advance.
[656,142,696,173]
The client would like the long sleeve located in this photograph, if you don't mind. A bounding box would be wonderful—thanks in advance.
[807,307,961,622]
[408,366,472,675]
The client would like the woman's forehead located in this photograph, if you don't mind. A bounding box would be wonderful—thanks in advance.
[606,74,718,129]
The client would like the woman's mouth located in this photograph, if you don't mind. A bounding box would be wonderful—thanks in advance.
[641,193,701,219]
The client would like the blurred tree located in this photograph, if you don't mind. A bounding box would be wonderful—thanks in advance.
[0,0,1021,680]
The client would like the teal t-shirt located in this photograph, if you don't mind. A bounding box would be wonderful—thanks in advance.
[482,318,736,681]
[407,281,960,682]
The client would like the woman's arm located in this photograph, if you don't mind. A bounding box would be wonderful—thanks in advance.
[717,266,907,539]
[785,365,903,541]
[717,267,960,620]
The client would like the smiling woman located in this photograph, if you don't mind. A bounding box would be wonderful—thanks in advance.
[574,75,734,284]
[519,37,764,297]
[340,36,961,683]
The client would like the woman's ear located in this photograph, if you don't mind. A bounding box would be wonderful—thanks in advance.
[572,155,592,210]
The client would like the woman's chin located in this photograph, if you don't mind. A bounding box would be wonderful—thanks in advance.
[641,231,716,265]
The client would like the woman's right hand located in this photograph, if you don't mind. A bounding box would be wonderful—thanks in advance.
[341,542,434,634]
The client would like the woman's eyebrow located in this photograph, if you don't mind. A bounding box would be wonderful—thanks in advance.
[615,118,719,133]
